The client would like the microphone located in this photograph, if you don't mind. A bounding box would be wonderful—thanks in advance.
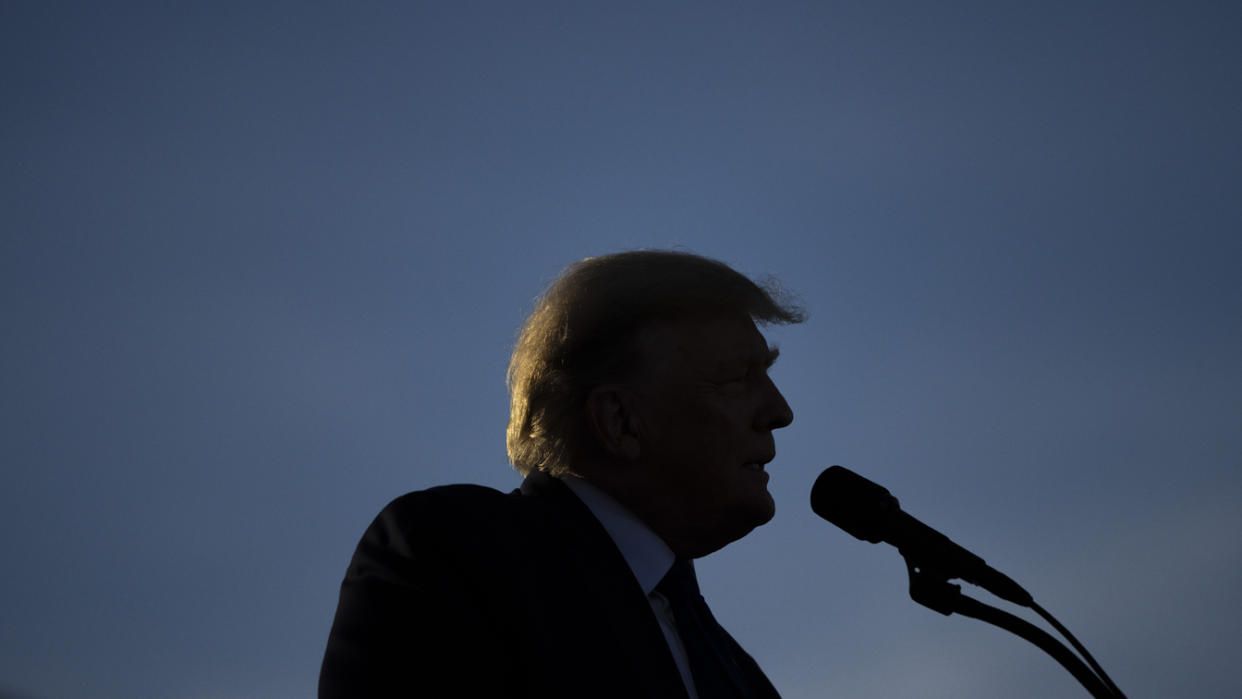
[811,465,1033,607]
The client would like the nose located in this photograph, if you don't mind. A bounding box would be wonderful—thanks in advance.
[756,374,794,430]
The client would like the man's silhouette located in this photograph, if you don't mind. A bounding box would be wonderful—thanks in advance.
[320,250,803,698]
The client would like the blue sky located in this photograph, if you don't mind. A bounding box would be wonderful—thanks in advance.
[3,2,1240,697]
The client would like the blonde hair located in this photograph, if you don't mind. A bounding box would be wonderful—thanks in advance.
[506,250,803,476]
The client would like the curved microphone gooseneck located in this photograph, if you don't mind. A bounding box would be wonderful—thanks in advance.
[811,465,1125,698]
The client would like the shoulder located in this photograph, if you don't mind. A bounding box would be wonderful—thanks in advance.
[385,483,514,521]
[347,473,599,582]
[363,483,527,554]
[323,484,533,696]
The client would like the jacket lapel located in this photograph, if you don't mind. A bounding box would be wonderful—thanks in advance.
[520,471,689,699]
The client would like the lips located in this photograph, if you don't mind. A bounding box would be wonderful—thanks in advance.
[742,456,774,472]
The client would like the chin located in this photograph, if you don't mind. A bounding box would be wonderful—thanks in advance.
[728,493,777,535]
[752,492,776,526]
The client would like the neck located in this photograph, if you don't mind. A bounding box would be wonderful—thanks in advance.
[571,461,732,558]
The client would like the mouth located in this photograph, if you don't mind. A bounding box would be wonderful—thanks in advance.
[742,459,772,472]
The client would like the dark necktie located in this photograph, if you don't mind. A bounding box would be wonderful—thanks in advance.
[655,559,781,699]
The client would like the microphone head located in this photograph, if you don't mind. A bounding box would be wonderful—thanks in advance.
[811,465,901,544]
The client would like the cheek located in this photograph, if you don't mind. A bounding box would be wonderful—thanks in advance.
[644,393,747,467]
[673,404,737,449]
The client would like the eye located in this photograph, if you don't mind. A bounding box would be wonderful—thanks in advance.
[716,369,752,387]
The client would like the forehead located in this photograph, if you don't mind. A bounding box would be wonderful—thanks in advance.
[633,312,772,376]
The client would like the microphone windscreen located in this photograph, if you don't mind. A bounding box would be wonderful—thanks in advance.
[811,466,901,544]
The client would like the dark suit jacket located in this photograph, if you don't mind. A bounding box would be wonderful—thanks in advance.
[321,470,703,698]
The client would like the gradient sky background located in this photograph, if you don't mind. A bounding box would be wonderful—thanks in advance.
[3,2,1240,698]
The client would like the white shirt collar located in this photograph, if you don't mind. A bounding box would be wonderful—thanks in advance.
[559,473,675,596]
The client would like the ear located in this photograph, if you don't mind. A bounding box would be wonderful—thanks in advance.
[585,384,642,462]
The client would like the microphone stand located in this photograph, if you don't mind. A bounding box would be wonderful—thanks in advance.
[904,557,1124,698]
